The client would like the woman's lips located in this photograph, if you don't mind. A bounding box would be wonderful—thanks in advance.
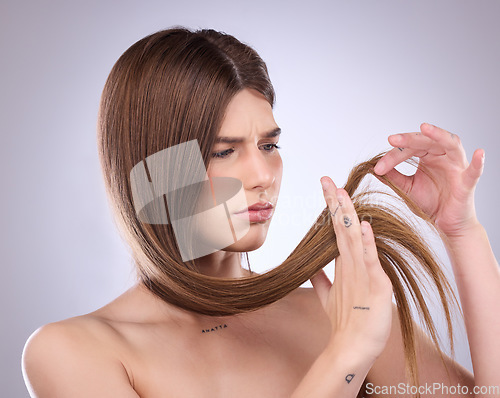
[233,208,274,222]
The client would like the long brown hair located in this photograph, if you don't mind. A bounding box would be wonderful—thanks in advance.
[97,26,460,393]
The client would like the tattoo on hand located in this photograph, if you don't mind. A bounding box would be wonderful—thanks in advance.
[343,216,352,228]
[353,306,370,310]
[346,374,355,384]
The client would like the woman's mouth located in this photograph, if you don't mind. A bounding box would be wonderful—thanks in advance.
[233,208,274,223]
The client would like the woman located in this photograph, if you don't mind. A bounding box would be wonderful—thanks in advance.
[22,27,499,397]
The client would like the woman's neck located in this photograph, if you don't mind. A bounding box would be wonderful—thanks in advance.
[194,251,250,278]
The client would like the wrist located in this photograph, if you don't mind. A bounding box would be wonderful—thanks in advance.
[291,338,375,398]
[442,219,484,245]
[325,336,378,370]
[441,221,495,279]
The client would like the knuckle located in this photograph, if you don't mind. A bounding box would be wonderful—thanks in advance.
[324,195,334,206]
[332,214,342,229]
[450,132,461,145]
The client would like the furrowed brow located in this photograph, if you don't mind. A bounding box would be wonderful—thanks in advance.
[215,127,281,144]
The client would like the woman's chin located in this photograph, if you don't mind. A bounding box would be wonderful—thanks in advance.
[223,222,270,252]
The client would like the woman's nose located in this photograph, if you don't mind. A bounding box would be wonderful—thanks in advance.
[242,147,275,189]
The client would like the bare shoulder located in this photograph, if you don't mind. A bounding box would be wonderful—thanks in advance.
[22,314,139,398]
[21,284,331,397]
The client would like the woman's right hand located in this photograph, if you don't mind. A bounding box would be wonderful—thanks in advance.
[311,176,394,363]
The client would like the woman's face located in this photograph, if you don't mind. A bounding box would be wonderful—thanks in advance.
[205,88,283,253]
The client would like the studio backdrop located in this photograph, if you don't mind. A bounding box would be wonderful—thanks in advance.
[1,1,499,396]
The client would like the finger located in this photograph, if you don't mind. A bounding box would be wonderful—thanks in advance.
[374,124,469,175]
[321,177,354,267]
[374,145,428,175]
[320,175,339,196]
[335,187,366,276]
[310,269,332,309]
[462,148,485,190]
[419,123,467,163]
[374,167,414,195]
[387,132,445,156]
[361,221,382,273]
[361,221,392,291]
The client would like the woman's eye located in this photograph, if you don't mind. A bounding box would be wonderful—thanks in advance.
[211,144,281,159]
[262,143,281,152]
[211,148,234,159]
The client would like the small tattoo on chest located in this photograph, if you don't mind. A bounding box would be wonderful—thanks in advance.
[201,324,228,334]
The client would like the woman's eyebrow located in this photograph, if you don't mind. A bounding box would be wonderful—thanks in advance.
[215,127,281,144]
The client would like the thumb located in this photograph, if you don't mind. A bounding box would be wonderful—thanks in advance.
[374,167,413,195]
[310,269,332,310]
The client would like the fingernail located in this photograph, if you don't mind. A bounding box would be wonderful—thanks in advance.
[374,162,383,175]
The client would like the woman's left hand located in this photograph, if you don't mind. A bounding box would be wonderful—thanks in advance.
[373,123,485,238]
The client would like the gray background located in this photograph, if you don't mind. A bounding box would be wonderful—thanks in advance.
[2,0,499,396]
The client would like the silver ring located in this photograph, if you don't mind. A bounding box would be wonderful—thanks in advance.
[331,203,341,217]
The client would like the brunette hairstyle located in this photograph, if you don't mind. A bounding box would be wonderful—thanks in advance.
[97,26,460,394]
